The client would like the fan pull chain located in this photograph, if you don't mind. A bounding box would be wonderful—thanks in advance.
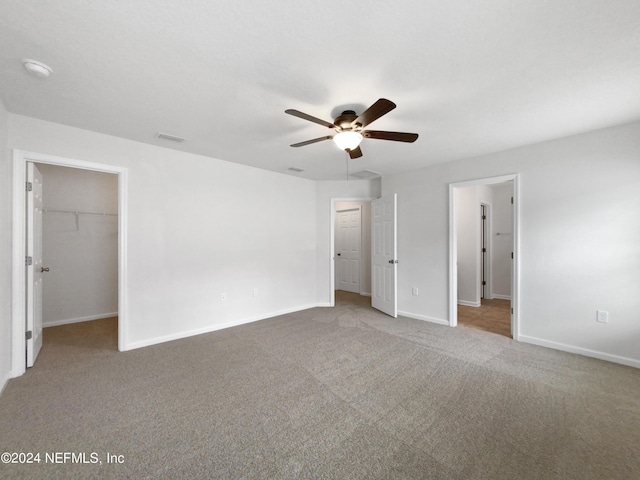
[345,150,350,181]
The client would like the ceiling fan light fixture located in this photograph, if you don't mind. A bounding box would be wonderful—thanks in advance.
[333,131,363,151]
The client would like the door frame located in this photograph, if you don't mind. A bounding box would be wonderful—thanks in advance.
[11,150,128,377]
[480,202,490,300]
[329,197,375,307]
[449,174,520,339]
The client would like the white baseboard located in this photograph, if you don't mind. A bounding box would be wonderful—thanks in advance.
[519,334,640,369]
[123,304,318,351]
[398,311,450,326]
[492,294,511,300]
[44,312,119,328]
[457,300,480,307]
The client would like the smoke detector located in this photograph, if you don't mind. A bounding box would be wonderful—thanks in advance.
[22,59,53,78]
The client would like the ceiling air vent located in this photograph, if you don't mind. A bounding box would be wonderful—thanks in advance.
[351,169,381,179]
[156,132,186,143]
[288,167,305,173]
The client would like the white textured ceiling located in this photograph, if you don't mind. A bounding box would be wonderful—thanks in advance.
[1,1,639,180]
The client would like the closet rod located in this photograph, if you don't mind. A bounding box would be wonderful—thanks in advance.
[43,208,118,217]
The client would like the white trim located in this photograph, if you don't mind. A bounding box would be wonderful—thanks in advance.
[449,174,520,338]
[398,311,449,326]
[457,300,481,307]
[492,294,511,300]
[43,312,118,328]
[126,304,318,350]
[519,335,640,369]
[12,150,128,377]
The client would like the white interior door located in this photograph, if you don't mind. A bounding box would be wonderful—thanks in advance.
[372,194,397,317]
[26,162,44,367]
[336,207,361,293]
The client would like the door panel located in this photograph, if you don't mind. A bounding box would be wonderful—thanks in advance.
[26,162,44,367]
[337,208,361,293]
[372,194,397,317]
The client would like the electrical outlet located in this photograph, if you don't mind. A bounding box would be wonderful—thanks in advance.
[596,310,609,324]
[412,287,419,296]
[252,288,258,297]
[221,292,227,302]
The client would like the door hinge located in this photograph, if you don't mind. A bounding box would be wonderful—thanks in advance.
[482,215,486,220]
[26,256,32,266]
[511,252,514,259]
[482,280,487,286]
[511,196,514,204]
[482,248,486,253]
[26,330,32,340]
[26,182,33,192]
[511,307,514,314]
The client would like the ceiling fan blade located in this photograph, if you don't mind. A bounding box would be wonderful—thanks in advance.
[290,135,333,147]
[285,109,337,129]
[362,130,419,143]
[353,98,396,128]
[348,146,363,159]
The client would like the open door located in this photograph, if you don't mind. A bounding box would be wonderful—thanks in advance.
[26,162,44,367]
[372,194,397,317]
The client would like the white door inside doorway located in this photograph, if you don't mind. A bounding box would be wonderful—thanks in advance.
[336,207,361,293]
[26,162,44,366]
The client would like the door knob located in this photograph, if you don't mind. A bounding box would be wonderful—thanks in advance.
[41,267,50,273]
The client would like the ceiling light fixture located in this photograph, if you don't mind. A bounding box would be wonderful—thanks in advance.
[333,131,363,152]
[22,59,53,78]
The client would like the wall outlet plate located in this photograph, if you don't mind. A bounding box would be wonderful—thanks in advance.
[596,310,609,323]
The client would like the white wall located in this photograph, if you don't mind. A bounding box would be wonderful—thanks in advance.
[383,120,640,367]
[8,114,318,352]
[316,179,381,305]
[334,201,372,296]
[38,164,118,326]
[491,184,512,298]
[455,186,480,306]
[0,99,11,391]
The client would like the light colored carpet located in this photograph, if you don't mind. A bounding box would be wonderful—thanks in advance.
[1,291,639,479]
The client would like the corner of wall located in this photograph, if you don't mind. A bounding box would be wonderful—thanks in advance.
[0,98,13,391]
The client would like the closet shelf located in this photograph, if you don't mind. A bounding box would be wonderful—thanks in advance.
[43,208,117,217]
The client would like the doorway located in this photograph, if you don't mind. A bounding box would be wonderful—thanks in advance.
[330,198,374,306]
[449,175,519,339]
[37,163,119,360]
[11,150,128,378]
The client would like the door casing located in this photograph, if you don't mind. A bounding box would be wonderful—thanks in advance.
[11,150,128,378]
[449,174,519,339]
[329,197,375,307]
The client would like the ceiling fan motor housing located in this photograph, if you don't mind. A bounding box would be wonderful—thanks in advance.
[334,110,359,130]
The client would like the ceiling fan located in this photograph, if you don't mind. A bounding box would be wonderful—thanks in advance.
[285,98,418,159]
